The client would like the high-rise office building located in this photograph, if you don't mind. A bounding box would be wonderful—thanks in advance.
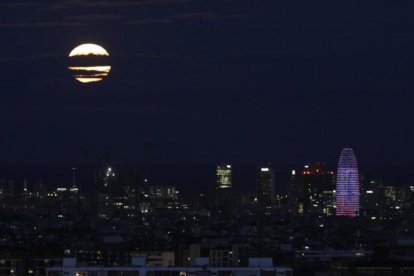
[216,164,232,189]
[95,166,140,219]
[336,148,360,217]
[361,178,383,218]
[301,162,335,215]
[212,164,239,215]
[95,166,117,219]
[257,166,275,208]
[288,169,302,214]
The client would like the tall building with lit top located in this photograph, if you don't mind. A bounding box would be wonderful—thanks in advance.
[257,166,275,208]
[213,164,238,215]
[301,162,335,215]
[288,170,302,214]
[95,166,142,219]
[336,148,360,217]
[95,166,117,219]
[216,164,232,189]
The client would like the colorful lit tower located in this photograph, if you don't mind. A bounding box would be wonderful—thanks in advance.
[336,148,360,217]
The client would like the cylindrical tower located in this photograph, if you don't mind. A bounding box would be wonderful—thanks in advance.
[336,148,360,217]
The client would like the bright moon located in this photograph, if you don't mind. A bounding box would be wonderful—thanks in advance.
[69,43,109,57]
[68,43,111,83]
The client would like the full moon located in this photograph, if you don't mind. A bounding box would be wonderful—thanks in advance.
[68,43,111,83]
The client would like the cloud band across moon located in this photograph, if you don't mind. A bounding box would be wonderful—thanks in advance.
[68,44,111,83]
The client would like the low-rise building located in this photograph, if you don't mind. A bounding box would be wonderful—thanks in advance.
[46,257,293,276]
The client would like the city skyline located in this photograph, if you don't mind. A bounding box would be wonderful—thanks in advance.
[1,2,414,275]
[0,146,411,275]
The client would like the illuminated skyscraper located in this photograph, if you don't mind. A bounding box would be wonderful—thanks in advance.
[288,170,302,214]
[95,166,117,219]
[336,148,360,217]
[216,164,232,189]
[301,162,335,215]
[257,166,275,207]
[213,164,238,215]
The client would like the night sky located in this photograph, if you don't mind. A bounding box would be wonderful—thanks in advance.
[1,1,414,166]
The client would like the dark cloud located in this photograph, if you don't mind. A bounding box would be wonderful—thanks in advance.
[171,12,258,21]
[65,14,125,22]
[0,2,46,8]
[0,0,191,28]
[0,54,63,63]
[127,12,258,25]
[0,0,188,8]
[0,21,84,28]
[0,1,255,30]
[126,18,171,25]
[49,0,189,9]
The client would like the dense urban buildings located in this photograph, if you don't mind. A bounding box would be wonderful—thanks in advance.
[0,154,413,275]
[47,257,293,276]
[336,148,360,217]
